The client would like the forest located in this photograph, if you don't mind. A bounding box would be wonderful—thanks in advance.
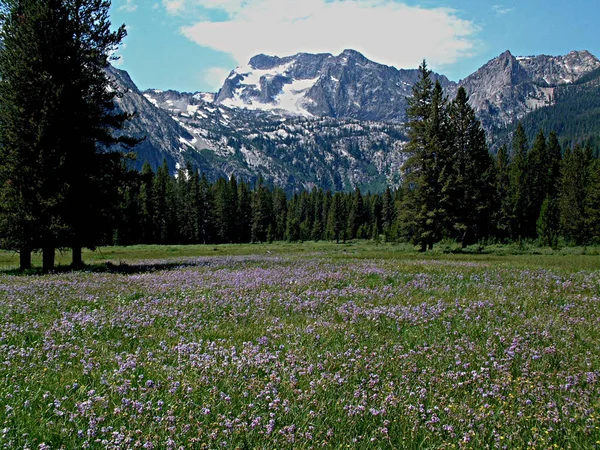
[0,0,599,272]
[107,64,600,253]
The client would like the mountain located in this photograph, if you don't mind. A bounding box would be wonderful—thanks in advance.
[108,48,600,192]
[500,65,600,152]
[459,50,600,136]
[215,49,454,123]
[141,88,407,192]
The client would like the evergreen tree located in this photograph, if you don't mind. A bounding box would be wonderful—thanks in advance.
[586,158,600,243]
[138,162,156,243]
[546,131,563,199]
[494,145,511,240]
[526,131,549,238]
[401,65,449,251]
[326,192,345,243]
[311,188,325,241]
[537,197,560,248]
[153,160,177,244]
[251,179,274,243]
[272,188,288,241]
[236,180,252,243]
[558,146,591,245]
[346,188,366,239]
[381,187,396,240]
[445,87,494,247]
[199,174,215,244]
[0,0,130,271]
[508,123,529,240]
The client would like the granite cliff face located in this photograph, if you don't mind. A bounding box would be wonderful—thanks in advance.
[458,50,600,133]
[108,69,407,193]
[216,49,454,123]
[107,49,600,192]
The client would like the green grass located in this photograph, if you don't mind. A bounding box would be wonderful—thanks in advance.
[0,242,598,449]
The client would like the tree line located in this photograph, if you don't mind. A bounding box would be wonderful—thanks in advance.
[0,0,133,272]
[0,0,599,272]
[106,62,600,252]
[106,118,599,250]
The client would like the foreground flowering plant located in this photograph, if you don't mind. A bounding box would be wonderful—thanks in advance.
[0,253,598,449]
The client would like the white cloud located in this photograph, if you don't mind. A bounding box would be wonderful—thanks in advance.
[492,5,514,16]
[199,67,232,90]
[163,0,186,14]
[175,0,479,71]
[119,0,138,12]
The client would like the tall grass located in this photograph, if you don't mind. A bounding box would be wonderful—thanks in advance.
[0,244,598,448]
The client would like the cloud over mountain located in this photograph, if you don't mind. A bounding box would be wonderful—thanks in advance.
[176,0,479,74]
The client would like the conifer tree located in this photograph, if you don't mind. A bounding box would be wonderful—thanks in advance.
[526,131,549,238]
[559,146,591,245]
[585,158,600,243]
[381,187,396,240]
[401,64,449,251]
[138,162,155,243]
[537,197,560,248]
[251,179,274,243]
[346,188,365,239]
[508,123,529,240]
[236,180,252,243]
[326,192,345,243]
[153,160,177,244]
[0,0,130,271]
[494,145,511,240]
[546,131,563,199]
[445,87,494,247]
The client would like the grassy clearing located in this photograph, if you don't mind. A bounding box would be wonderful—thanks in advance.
[0,243,599,448]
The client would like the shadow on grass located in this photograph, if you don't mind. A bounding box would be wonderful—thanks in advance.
[0,259,213,276]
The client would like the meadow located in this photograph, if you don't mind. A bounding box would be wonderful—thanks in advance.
[0,242,599,449]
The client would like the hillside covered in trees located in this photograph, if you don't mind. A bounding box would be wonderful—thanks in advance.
[0,1,599,271]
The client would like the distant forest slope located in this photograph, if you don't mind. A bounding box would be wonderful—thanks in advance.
[514,69,600,152]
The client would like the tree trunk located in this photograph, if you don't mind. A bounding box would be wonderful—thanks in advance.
[19,247,32,271]
[42,247,55,273]
[72,246,83,269]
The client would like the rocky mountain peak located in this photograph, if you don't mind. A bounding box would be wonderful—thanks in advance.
[458,49,600,132]
[215,49,455,122]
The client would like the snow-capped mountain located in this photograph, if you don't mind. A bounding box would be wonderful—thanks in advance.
[108,68,407,192]
[216,49,454,123]
[108,48,600,192]
[460,50,600,133]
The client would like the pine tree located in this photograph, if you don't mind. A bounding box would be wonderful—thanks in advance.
[494,145,511,240]
[251,179,274,243]
[272,188,288,241]
[445,87,494,247]
[326,192,345,243]
[558,146,591,245]
[0,0,130,271]
[236,180,252,243]
[546,131,563,199]
[138,162,155,243]
[508,123,529,240]
[401,65,449,251]
[346,188,365,240]
[153,160,177,244]
[585,158,600,243]
[199,174,215,244]
[537,197,560,248]
[526,131,549,238]
[381,187,396,240]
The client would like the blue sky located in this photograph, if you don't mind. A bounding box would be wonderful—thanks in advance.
[109,0,600,93]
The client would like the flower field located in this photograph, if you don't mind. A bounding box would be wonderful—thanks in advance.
[0,248,599,449]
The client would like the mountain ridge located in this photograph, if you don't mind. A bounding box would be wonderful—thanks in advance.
[108,48,600,192]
